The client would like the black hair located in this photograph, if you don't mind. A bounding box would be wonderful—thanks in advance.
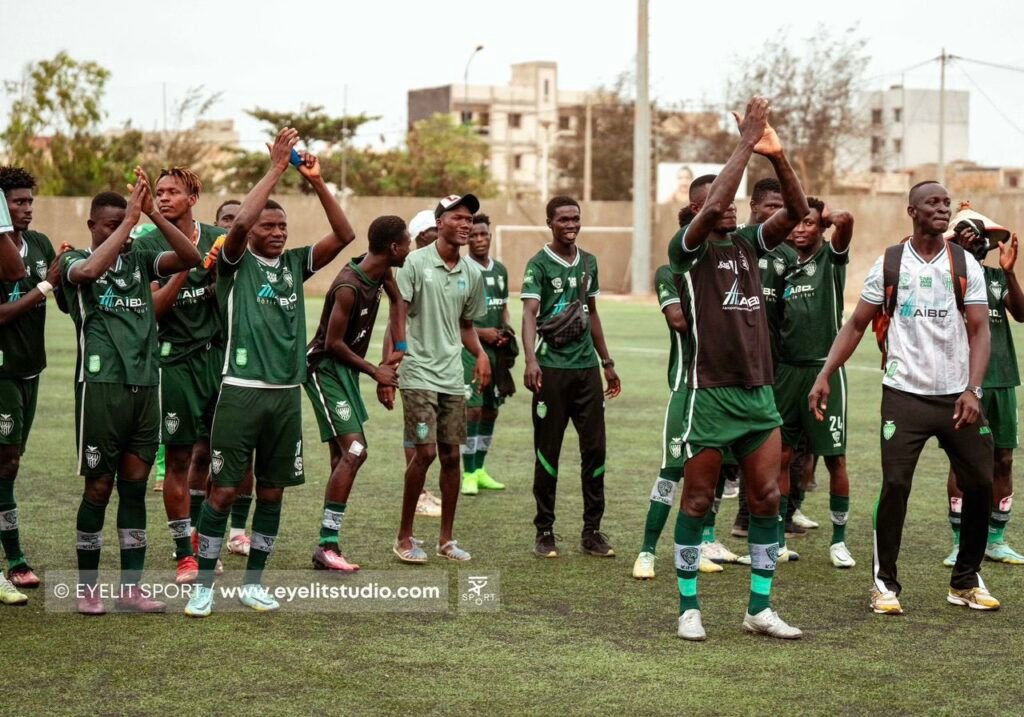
[678,206,695,228]
[546,195,580,220]
[157,167,202,196]
[472,213,491,226]
[215,199,241,221]
[751,178,782,203]
[264,199,284,212]
[90,192,127,214]
[806,196,826,214]
[909,180,941,203]
[0,166,37,193]
[368,215,407,254]
[689,174,716,201]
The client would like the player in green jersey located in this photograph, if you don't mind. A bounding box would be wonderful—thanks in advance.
[132,167,229,584]
[772,197,855,568]
[186,128,355,617]
[945,221,1024,566]
[460,213,511,495]
[64,172,202,615]
[215,199,241,229]
[0,166,65,602]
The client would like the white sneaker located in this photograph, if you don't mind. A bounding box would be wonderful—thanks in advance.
[632,551,656,579]
[677,609,707,641]
[699,556,723,573]
[701,541,739,564]
[777,546,800,563]
[829,542,856,568]
[942,545,959,567]
[792,510,819,529]
[415,492,441,517]
[722,479,739,499]
[238,584,280,612]
[736,554,751,566]
[742,608,802,639]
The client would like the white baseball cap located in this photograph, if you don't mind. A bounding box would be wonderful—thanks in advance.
[408,209,436,240]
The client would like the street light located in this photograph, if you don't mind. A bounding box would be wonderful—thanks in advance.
[462,44,484,124]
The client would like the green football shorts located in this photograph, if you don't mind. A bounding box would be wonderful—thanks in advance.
[209,384,305,488]
[0,376,39,454]
[774,362,847,456]
[159,346,224,446]
[681,385,781,461]
[75,382,160,477]
[462,348,504,410]
[304,362,369,443]
[982,386,1019,450]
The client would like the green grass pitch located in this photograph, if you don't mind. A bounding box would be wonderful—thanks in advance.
[4,298,1024,715]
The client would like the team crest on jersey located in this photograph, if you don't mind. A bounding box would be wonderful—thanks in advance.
[536,401,547,419]
[112,276,128,289]
[294,440,303,474]
[498,275,505,291]
[85,445,101,469]
[415,422,429,440]
[0,414,12,436]
[552,278,563,290]
[335,401,352,422]
[133,268,142,283]
[669,437,683,459]
[773,258,786,276]
[211,450,224,475]
[803,262,816,277]
[283,267,294,288]
[34,260,47,280]
[899,272,911,288]
[164,413,180,435]
[266,271,278,283]
[569,276,577,288]
[990,280,1003,300]
[882,420,896,441]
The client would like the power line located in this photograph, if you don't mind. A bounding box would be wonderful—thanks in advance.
[954,56,1024,75]
[953,60,1024,140]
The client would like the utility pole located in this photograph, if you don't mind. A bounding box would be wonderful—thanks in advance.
[540,120,551,204]
[583,96,593,202]
[938,48,947,185]
[463,45,484,124]
[341,84,348,200]
[632,0,652,295]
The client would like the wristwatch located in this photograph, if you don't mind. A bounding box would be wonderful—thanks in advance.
[601,358,615,369]
[967,385,984,399]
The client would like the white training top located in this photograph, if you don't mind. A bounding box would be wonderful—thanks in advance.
[861,242,986,396]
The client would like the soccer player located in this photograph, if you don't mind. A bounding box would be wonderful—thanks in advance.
[669,97,808,641]
[811,180,999,615]
[305,215,410,571]
[943,222,1024,566]
[185,129,355,617]
[215,199,241,229]
[64,172,202,615]
[771,197,855,568]
[522,196,621,559]
[131,167,227,584]
[0,166,61,601]
[460,213,510,495]
[392,194,490,564]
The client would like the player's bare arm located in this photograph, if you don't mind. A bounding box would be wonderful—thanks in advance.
[68,180,147,285]
[0,232,26,282]
[151,271,190,320]
[383,270,406,364]
[521,297,542,392]
[809,298,877,420]
[661,301,688,334]
[222,127,299,263]
[0,244,68,325]
[588,297,620,398]
[954,304,991,429]
[756,130,810,249]
[824,207,855,255]
[326,286,397,387]
[999,233,1024,321]
[461,317,491,389]
[298,151,356,271]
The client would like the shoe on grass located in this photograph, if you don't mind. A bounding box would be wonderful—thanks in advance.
[792,509,819,529]
[677,609,707,641]
[393,537,428,564]
[415,492,441,517]
[185,585,214,618]
[632,551,655,579]
[722,478,739,499]
[702,541,739,564]
[239,584,280,612]
[534,531,559,558]
[227,534,251,557]
[474,468,505,490]
[175,556,199,585]
[742,608,802,639]
[985,541,1024,565]
[942,544,959,567]
[115,586,166,613]
[947,585,1000,610]
[870,587,903,615]
[7,564,40,588]
[581,531,615,557]
[436,540,472,561]
[460,472,479,496]
[313,545,360,572]
[829,542,856,569]
[784,521,807,538]
[0,571,28,605]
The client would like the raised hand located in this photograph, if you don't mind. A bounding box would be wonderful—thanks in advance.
[296,150,322,182]
[125,176,147,225]
[732,96,783,159]
[129,167,156,216]
[266,127,301,171]
[999,233,1018,273]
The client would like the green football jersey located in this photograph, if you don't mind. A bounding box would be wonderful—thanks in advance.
[62,248,165,386]
[776,242,848,366]
[0,231,56,378]
[472,258,509,330]
[655,263,686,391]
[982,265,1020,388]
[520,245,600,370]
[218,246,315,387]
[131,222,226,364]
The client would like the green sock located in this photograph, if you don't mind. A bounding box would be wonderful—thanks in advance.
[641,467,681,553]
[674,510,704,613]
[0,479,25,568]
[116,479,148,586]
[949,497,962,545]
[231,493,253,531]
[748,513,778,614]
[196,502,229,588]
[76,497,107,584]
[989,505,1011,545]
[246,499,281,585]
[477,418,496,470]
[169,517,192,559]
[154,445,166,481]
[778,496,789,550]
[830,494,850,545]
[190,489,205,526]
[319,501,347,546]
[701,474,726,543]
[462,426,478,474]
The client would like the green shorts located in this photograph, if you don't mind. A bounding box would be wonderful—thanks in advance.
[304,363,369,443]
[401,389,467,445]
[982,386,1018,449]
[209,384,305,488]
[681,385,781,461]
[462,348,504,410]
[159,346,224,446]
[0,376,39,454]
[774,363,847,456]
[75,382,160,477]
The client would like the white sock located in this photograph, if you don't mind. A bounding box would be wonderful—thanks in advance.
[229,528,246,539]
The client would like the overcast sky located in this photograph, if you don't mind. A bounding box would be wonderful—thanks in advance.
[4,0,1024,167]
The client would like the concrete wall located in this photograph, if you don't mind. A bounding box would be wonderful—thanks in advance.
[27,193,1024,307]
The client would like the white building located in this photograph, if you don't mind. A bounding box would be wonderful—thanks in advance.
[860,86,969,173]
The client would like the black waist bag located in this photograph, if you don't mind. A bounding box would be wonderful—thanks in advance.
[536,253,591,349]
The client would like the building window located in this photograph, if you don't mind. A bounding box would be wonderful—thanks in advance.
[544,79,550,100]
[479,112,490,127]
[460,110,472,124]
[893,138,902,154]
[871,109,883,126]
[513,154,523,170]
[508,113,522,129]
[558,115,571,131]
[893,107,902,123]
[1009,175,1020,189]
[871,136,883,155]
